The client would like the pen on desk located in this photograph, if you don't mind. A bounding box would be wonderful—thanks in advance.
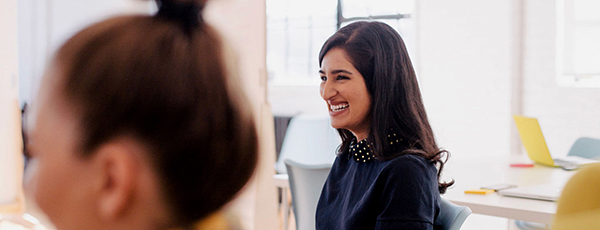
[464,189,495,195]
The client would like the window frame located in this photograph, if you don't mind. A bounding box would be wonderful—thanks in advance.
[267,0,415,86]
[555,0,600,88]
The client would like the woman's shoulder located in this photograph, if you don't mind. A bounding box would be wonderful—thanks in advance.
[379,153,437,179]
[384,153,433,168]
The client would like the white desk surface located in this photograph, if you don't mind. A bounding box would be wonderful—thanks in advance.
[442,155,577,224]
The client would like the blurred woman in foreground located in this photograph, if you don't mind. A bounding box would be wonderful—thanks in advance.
[26,0,257,229]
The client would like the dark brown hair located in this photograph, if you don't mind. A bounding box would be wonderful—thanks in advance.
[319,21,454,193]
[53,0,258,227]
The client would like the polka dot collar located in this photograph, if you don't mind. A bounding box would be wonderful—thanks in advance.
[348,129,403,163]
[349,138,373,162]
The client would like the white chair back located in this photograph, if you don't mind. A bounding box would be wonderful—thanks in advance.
[275,114,340,174]
[285,159,332,230]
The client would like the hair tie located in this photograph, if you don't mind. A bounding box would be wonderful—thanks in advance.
[155,0,202,34]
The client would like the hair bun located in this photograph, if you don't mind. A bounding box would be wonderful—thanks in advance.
[155,0,204,33]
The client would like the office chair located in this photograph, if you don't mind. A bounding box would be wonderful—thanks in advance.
[274,115,339,230]
[567,137,600,160]
[434,197,472,230]
[275,114,340,174]
[553,163,600,230]
[284,159,332,230]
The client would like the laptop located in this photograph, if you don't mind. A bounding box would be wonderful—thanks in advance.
[513,115,599,168]
[498,184,562,202]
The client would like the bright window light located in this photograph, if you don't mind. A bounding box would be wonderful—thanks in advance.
[267,0,415,86]
[556,0,600,87]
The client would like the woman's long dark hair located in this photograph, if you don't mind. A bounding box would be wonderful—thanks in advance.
[319,21,454,193]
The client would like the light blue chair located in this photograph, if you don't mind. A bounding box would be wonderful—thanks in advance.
[567,137,600,160]
[435,197,472,230]
[284,159,332,230]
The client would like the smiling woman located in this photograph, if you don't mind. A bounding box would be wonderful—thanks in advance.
[316,21,453,230]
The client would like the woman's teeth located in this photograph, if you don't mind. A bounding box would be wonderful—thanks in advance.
[330,103,349,112]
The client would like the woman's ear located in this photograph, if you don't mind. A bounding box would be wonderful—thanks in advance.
[92,138,143,221]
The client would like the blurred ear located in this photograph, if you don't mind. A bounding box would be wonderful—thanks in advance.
[93,138,144,221]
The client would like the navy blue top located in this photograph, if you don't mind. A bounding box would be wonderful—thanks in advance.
[316,153,441,230]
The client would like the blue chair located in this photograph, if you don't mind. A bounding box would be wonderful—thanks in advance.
[435,197,472,230]
[567,137,600,160]
[284,159,332,230]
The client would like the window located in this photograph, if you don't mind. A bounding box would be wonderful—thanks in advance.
[266,0,415,86]
[556,0,600,87]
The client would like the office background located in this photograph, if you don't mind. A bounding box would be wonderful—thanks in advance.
[2,0,600,229]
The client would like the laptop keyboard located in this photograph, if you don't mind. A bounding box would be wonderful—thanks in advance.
[554,159,577,168]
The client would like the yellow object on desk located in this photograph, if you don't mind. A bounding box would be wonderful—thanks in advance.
[553,164,600,230]
[464,189,495,195]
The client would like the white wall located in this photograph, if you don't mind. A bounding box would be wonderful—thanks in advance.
[416,0,514,160]
[0,0,23,210]
[523,0,600,157]
[416,2,514,228]
[17,0,150,104]
[268,85,327,116]
[17,0,48,105]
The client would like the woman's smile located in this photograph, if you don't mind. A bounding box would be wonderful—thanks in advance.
[329,102,349,114]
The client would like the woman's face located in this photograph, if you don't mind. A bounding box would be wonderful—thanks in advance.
[26,68,99,230]
[319,48,372,139]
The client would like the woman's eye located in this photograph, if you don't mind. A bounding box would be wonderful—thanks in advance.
[336,75,349,80]
[320,76,327,81]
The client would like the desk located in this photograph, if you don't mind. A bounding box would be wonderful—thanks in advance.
[442,155,576,224]
[274,155,578,226]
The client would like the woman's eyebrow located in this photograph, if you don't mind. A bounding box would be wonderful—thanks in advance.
[318,69,353,75]
[331,69,353,75]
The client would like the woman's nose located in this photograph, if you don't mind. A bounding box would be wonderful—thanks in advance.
[320,79,337,100]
